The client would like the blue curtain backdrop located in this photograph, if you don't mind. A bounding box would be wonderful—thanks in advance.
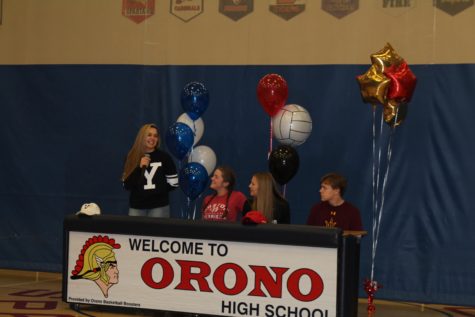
[0,64,474,305]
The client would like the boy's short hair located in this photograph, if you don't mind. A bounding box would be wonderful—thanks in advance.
[321,173,348,196]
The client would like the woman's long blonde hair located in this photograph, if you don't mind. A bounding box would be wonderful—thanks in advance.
[122,124,160,181]
[251,172,282,221]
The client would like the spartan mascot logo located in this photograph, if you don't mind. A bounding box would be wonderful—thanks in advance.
[70,235,121,298]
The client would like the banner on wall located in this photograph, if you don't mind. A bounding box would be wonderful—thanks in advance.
[219,0,253,21]
[66,231,338,316]
[122,0,155,23]
[321,0,358,19]
[170,0,204,22]
[434,0,474,16]
[269,0,306,21]
[377,0,416,17]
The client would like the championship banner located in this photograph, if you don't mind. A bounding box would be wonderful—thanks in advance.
[269,0,306,21]
[434,0,474,16]
[321,0,358,19]
[66,231,337,316]
[219,0,254,21]
[122,0,155,23]
[170,0,203,22]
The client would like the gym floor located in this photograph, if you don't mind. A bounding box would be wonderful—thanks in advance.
[0,269,472,317]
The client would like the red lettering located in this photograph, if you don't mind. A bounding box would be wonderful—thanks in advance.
[175,260,212,292]
[140,257,325,301]
[141,257,174,289]
[248,266,289,298]
[213,263,247,295]
[287,268,324,302]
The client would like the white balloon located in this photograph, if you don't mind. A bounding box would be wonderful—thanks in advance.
[272,104,312,147]
[177,113,204,146]
[188,145,217,176]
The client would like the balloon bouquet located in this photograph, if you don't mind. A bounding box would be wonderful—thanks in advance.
[257,74,313,190]
[356,43,417,314]
[165,82,217,219]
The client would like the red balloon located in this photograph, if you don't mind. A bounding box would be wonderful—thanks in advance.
[384,62,417,103]
[257,74,288,116]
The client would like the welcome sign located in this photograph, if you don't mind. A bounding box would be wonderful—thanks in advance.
[63,216,345,317]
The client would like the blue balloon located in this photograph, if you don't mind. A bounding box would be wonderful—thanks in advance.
[165,122,194,160]
[179,162,209,201]
[181,82,209,120]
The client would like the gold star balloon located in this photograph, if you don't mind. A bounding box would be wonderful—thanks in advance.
[356,64,391,105]
[383,99,408,127]
[370,43,404,73]
[357,43,416,127]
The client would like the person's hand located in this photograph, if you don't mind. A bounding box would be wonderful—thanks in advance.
[140,155,151,169]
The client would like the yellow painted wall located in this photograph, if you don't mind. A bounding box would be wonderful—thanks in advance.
[0,0,474,65]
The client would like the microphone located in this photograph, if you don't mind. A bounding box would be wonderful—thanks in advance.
[141,154,151,175]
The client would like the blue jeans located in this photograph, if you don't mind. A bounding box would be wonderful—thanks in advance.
[129,205,170,218]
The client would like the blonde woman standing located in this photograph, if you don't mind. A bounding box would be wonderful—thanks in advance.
[122,124,178,217]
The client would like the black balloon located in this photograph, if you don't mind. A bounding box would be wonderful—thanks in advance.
[268,145,300,185]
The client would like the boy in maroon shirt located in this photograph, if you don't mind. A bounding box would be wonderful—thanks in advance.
[307,173,363,231]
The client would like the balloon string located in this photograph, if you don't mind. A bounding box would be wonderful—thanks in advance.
[283,184,287,198]
[192,201,197,220]
[371,109,384,281]
[371,104,377,199]
[370,107,377,281]
[190,121,196,153]
[268,117,273,159]
[177,159,183,218]
[186,197,191,219]
[192,192,203,220]
[370,109,398,281]
[180,189,187,219]
[372,125,395,281]
[375,113,384,214]
[371,114,384,280]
